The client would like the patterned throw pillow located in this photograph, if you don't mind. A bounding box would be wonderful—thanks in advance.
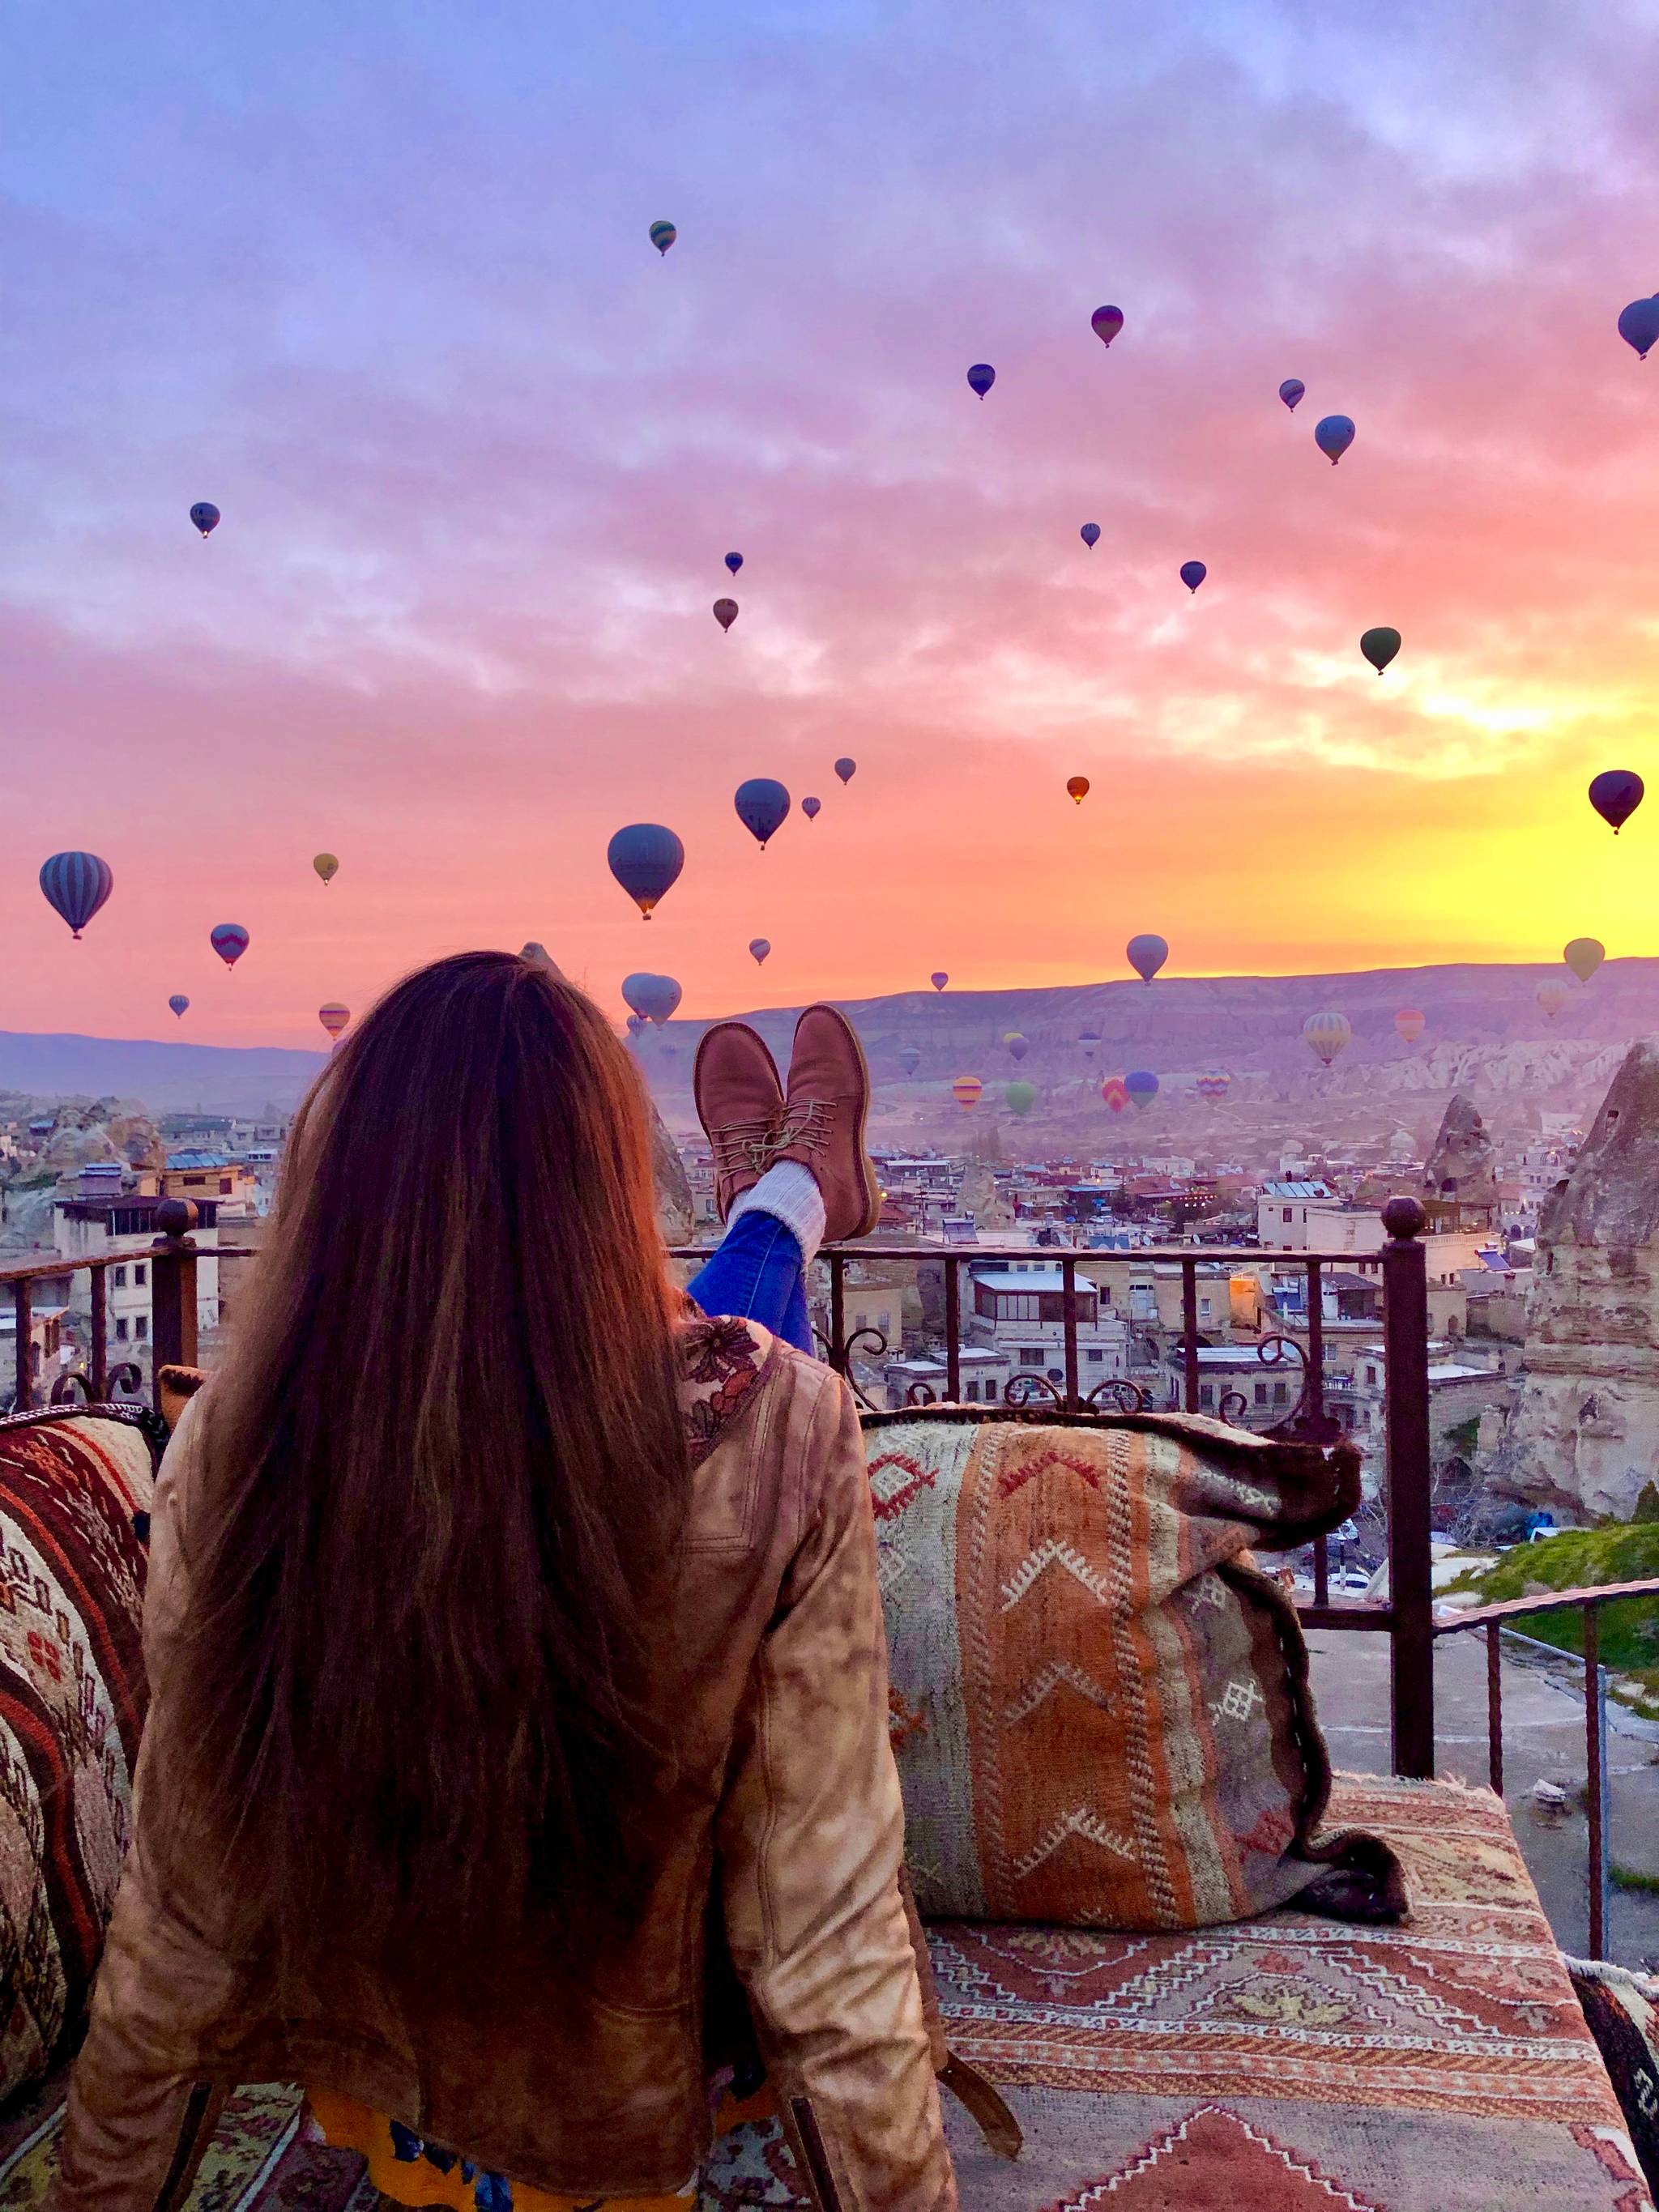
[865,1406,1404,1932]
[1570,1958,1659,2196]
[0,1409,159,2101]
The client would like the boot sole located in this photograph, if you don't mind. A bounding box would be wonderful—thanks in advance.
[797,1004,881,1240]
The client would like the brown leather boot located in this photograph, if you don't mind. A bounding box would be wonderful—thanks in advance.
[773,1004,881,1242]
[694,1022,785,1221]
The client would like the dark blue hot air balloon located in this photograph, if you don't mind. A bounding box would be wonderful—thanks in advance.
[211,922,249,969]
[1278,378,1305,411]
[608,824,684,918]
[189,502,220,537]
[1080,522,1101,549]
[634,974,682,1025]
[834,757,856,785]
[725,552,743,576]
[168,994,189,1020]
[734,778,791,849]
[966,364,995,399]
[1125,1069,1159,1111]
[802,795,821,820]
[1618,298,1659,360]
[1179,560,1206,594]
[1589,769,1644,834]
[1314,414,1355,465]
[40,853,113,940]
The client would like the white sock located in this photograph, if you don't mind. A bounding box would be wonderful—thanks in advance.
[731,1159,828,1266]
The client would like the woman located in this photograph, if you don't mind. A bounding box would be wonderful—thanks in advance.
[53,953,953,2212]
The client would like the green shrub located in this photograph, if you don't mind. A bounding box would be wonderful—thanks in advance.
[1446,1523,1659,1677]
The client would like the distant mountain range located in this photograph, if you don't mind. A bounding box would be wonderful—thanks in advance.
[0,1031,326,1116]
[2,959,1654,1134]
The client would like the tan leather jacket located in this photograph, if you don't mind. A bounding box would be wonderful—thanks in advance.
[53,1318,959,2212]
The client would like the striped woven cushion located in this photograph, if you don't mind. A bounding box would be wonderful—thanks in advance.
[866,1408,1401,1931]
[0,1410,157,2100]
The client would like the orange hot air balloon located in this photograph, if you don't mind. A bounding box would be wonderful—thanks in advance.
[318,1002,351,1044]
[953,1075,983,1110]
[1100,1076,1129,1114]
[1066,775,1090,806]
[1394,1008,1425,1045]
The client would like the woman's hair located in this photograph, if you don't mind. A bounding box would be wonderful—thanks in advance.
[161,951,687,1984]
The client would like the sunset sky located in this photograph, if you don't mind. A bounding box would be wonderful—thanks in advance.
[4,0,1658,1046]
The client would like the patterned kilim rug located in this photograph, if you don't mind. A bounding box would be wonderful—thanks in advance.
[0,1778,1648,2210]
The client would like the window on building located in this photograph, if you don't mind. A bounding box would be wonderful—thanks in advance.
[1282,1208,1293,1223]
[1273,1379,1288,1404]
[1087,1349,1103,1364]
[1021,1348,1043,1366]
[1199,1298,1212,1319]
[964,1381,979,1402]
[1254,1381,1268,1405]
[220,1177,232,1195]
[1198,1383,1214,1409]
[1365,1365,1377,1385]
[134,1315,148,1340]
[114,1317,129,1341]
[113,1265,127,1289]
[134,1264,147,1287]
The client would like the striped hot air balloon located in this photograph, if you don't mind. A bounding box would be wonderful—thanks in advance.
[1302,1010,1352,1066]
[1394,1009,1426,1045]
[1196,1071,1232,1100]
[1100,1076,1129,1114]
[39,853,113,939]
[649,220,676,256]
[211,923,250,969]
[318,1003,351,1042]
[168,995,189,1021]
[953,1075,983,1110]
[1125,1070,1159,1111]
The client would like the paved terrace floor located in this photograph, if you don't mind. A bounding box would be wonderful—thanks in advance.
[1307,1624,1659,1967]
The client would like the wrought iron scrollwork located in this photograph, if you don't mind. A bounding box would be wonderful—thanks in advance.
[1217,1388,1249,1426]
[1087,1378,1148,1413]
[902,1382,940,1407]
[49,1370,92,1405]
[1004,1372,1063,1407]
[1253,1332,1341,1445]
[814,1325,889,1413]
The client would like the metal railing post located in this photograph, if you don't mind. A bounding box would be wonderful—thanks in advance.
[944,1261,961,1401]
[1180,1260,1200,1412]
[828,1254,847,1374]
[89,1266,109,1400]
[1585,1605,1609,1961]
[1486,1622,1504,1797]
[149,1200,199,1409]
[12,1281,31,1412]
[1060,1257,1079,1409]
[1382,1198,1435,1779]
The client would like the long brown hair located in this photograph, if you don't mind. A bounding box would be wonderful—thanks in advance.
[161,951,687,1984]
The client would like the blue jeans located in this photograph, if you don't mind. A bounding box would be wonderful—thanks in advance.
[687,1210,813,1354]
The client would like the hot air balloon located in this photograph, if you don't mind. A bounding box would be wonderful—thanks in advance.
[649,220,676,256]
[1066,775,1090,805]
[1314,415,1355,465]
[621,974,656,1019]
[713,598,739,633]
[898,1044,921,1077]
[735,778,791,848]
[313,851,339,885]
[636,974,682,1026]
[625,1012,645,1036]
[1005,1080,1035,1117]
[1278,378,1304,411]
[1090,305,1124,347]
[1618,298,1659,360]
[1125,1069,1158,1112]
[1196,1070,1232,1100]
[189,502,220,537]
[319,1003,351,1042]
[1537,980,1570,1021]
[834,757,856,784]
[39,853,113,940]
[966,364,995,399]
[748,937,771,965]
[1179,560,1206,595]
[608,824,684,918]
[1394,1008,1425,1045]
[1127,933,1168,983]
[211,923,249,970]
[1078,1027,1101,1060]
[1100,1076,1129,1114]
[802,795,821,819]
[1360,626,1401,675]
[1302,1010,1351,1066]
[930,972,949,992]
[953,1076,983,1109]
[724,552,743,576]
[1004,1033,1029,1062]
[168,995,189,1021]
[1080,522,1100,549]
[1564,937,1606,983]
[1589,769,1644,833]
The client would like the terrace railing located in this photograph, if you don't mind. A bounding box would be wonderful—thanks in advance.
[8,1192,1653,1956]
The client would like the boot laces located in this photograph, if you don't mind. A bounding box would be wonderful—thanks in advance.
[710,1116,783,1178]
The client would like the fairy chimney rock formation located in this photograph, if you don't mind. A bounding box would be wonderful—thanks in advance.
[1421,1092,1498,1218]
[1493,1042,1659,1519]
